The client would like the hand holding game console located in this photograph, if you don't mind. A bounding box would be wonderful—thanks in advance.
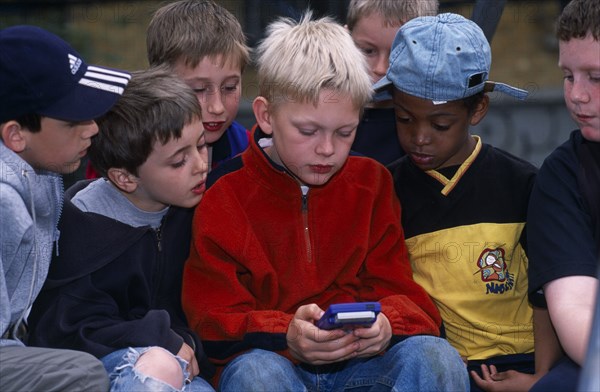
[286,303,361,365]
[316,302,381,331]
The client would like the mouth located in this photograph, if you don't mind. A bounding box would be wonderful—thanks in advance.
[309,164,333,174]
[191,181,206,195]
[78,146,91,158]
[203,122,225,132]
[409,152,434,166]
[575,113,594,121]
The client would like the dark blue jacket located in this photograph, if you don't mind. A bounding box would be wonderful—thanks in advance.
[28,180,215,380]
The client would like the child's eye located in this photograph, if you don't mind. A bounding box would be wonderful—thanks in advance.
[395,116,411,124]
[359,46,376,57]
[432,124,451,132]
[337,129,354,138]
[194,84,217,94]
[590,74,600,83]
[299,128,317,136]
[172,157,187,168]
[222,83,239,92]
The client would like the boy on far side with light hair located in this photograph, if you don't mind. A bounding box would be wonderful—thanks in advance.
[147,0,250,171]
[347,0,439,165]
[473,1,599,390]
[182,11,467,391]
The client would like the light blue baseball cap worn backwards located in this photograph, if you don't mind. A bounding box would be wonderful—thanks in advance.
[373,13,528,105]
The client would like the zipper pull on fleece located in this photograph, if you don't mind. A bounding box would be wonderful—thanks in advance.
[301,185,309,211]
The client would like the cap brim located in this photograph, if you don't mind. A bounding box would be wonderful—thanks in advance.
[372,75,393,93]
[484,81,529,100]
[372,75,394,102]
[38,65,130,122]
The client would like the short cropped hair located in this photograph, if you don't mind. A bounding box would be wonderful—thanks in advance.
[255,12,373,110]
[15,114,42,133]
[346,0,439,31]
[557,0,600,41]
[146,0,250,70]
[90,67,202,177]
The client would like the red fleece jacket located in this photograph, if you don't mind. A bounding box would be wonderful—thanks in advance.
[182,127,441,365]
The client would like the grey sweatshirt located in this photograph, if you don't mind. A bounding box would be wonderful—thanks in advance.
[0,141,63,347]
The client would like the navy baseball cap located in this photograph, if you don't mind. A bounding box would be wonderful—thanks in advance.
[373,13,528,104]
[0,25,130,123]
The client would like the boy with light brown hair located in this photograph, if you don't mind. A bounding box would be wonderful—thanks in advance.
[347,0,439,165]
[147,0,251,171]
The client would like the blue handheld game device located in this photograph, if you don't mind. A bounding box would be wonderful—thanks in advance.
[316,302,381,330]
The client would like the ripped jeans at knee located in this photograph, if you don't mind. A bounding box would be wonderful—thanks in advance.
[101,347,214,392]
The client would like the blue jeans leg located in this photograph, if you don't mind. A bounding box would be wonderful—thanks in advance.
[101,347,215,392]
[296,335,469,392]
[219,349,306,392]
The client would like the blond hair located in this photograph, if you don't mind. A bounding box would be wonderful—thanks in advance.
[346,0,439,30]
[146,0,250,70]
[255,12,372,110]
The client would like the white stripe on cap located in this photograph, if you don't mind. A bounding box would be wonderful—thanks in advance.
[78,78,125,95]
[84,70,130,86]
[87,65,131,80]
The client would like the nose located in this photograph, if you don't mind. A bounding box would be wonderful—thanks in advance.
[85,120,99,138]
[372,54,389,81]
[568,77,590,105]
[191,145,209,175]
[315,134,334,157]
[412,126,431,147]
[206,89,225,116]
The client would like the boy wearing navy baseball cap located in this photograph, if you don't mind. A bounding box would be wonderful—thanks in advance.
[0,25,129,391]
[380,13,551,391]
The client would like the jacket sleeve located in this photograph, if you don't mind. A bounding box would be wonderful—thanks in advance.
[182,184,293,364]
[357,167,442,342]
[0,184,32,347]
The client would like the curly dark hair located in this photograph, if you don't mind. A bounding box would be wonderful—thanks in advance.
[557,0,600,41]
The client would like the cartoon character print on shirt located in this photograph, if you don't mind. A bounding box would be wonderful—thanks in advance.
[475,247,515,294]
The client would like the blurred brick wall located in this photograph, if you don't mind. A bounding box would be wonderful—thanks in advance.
[0,0,565,97]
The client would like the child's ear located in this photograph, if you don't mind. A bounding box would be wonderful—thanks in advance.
[252,96,273,135]
[469,94,490,126]
[107,168,138,193]
[0,121,27,153]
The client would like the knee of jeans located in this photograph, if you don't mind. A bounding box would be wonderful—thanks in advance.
[393,336,463,368]
[134,347,184,388]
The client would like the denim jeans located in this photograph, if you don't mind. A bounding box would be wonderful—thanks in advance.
[101,347,215,392]
[219,335,469,391]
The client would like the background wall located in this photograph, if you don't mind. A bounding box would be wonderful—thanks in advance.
[0,0,575,172]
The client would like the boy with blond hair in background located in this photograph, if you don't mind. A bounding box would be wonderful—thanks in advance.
[182,11,467,391]
[146,0,250,171]
[347,0,438,165]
